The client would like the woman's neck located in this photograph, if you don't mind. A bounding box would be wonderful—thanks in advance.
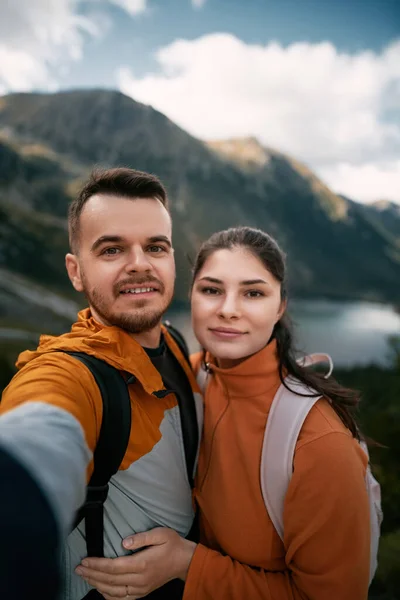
[216,355,252,369]
[215,342,270,369]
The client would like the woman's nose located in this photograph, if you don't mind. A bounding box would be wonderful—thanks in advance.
[218,295,240,319]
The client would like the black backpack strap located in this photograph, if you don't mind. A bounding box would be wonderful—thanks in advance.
[162,323,198,487]
[164,321,190,365]
[65,352,132,557]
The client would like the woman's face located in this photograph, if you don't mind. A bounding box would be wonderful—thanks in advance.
[191,247,286,367]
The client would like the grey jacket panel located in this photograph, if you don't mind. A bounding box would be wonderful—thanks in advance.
[64,402,194,599]
[0,402,90,536]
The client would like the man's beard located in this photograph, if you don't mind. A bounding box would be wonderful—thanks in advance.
[82,275,173,334]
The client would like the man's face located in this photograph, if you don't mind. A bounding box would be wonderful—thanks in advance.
[66,194,175,334]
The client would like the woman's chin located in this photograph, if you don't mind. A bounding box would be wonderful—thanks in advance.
[209,344,252,367]
[203,339,245,357]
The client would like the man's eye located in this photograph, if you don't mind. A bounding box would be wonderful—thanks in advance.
[102,247,120,255]
[147,245,166,253]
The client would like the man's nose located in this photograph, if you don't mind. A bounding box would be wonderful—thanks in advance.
[124,248,152,272]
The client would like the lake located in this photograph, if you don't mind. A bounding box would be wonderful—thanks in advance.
[167,299,400,368]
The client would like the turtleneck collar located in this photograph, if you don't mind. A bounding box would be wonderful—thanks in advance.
[205,339,281,399]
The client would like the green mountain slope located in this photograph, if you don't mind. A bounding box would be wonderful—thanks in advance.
[0,90,399,337]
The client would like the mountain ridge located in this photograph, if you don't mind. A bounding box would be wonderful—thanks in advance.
[0,89,399,339]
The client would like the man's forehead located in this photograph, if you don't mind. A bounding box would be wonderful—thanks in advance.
[80,194,172,233]
[82,193,168,215]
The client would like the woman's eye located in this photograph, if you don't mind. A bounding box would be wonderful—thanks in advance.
[245,290,264,298]
[201,287,221,295]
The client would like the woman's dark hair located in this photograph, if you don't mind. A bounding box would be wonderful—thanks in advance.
[192,226,360,439]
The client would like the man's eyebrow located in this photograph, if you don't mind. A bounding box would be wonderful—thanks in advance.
[147,235,172,248]
[198,276,269,286]
[91,234,172,253]
[91,235,124,252]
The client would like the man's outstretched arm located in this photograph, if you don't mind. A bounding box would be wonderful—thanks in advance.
[0,443,61,600]
[0,353,99,537]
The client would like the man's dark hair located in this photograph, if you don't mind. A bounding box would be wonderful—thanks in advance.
[68,167,169,253]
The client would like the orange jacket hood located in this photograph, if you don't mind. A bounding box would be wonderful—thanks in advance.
[16,308,188,396]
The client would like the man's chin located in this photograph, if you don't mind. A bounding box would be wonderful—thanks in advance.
[105,302,175,333]
[109,313,161,334]
[88,292,173,334]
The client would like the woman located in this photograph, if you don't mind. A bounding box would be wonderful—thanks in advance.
[77,226,371,600]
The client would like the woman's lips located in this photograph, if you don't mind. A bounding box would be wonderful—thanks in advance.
[209,328,246,339]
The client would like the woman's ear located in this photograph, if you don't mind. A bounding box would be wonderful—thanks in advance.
[276,297,287,323]
[65,253,84,292]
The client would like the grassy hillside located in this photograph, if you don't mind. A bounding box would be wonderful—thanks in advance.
[0,90,399,314]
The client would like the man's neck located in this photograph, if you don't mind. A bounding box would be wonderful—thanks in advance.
[129,326,162,349]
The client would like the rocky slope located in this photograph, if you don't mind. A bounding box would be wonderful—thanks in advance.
[0,90,399,341]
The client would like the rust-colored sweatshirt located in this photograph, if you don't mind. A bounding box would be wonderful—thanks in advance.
[185,340,370,600]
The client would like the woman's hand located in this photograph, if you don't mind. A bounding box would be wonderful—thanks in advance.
[75,527,197,599]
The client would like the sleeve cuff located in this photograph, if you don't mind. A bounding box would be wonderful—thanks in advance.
[184,543,210,600]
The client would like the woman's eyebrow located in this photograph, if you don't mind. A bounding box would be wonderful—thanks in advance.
[198,276,269,286]
[198,276,223,284]
[239,279,268,286]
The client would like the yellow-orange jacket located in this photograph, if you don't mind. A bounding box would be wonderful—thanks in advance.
[0,309,201,600]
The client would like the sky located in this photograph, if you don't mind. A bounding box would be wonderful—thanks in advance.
[1,0,399,204]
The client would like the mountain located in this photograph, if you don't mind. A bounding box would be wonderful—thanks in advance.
[0,90,399,343]
[369,200,400,241]
[206,136,400,295]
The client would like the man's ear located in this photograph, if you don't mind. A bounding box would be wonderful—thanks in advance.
[65,253,84,292]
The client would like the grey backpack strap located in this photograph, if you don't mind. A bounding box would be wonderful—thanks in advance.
[196,365,209,393]
[194,366,208,461]
[360,440,383,584]
[260,377,322,540]
[297,353,333,378]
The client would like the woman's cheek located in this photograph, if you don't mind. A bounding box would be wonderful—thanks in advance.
[191,312,207,344]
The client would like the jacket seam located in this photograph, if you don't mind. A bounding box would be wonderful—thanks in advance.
[191,545,208,600]
[296,429,353,453]
[198,378,231,492]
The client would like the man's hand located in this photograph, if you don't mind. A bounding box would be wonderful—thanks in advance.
[75,527,196,599]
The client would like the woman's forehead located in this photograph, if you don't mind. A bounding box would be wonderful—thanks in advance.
[199,247,274,282]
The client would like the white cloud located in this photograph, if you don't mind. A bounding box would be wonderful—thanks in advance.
[320,161,400,203]
[0,0,147,92]
[117,33,400,203]
[108,0,147,16]
[191,0,207,8]
[0,47,55,92]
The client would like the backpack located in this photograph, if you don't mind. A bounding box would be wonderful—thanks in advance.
[66,322,192,558]
[197,352,382,585]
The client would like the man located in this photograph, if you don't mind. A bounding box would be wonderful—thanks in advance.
[0,168,201,600]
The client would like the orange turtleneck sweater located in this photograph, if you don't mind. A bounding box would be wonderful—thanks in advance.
[184,340,370,600]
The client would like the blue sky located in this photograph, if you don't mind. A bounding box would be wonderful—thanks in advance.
[59,0,400,88]
[0,0,399,203]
